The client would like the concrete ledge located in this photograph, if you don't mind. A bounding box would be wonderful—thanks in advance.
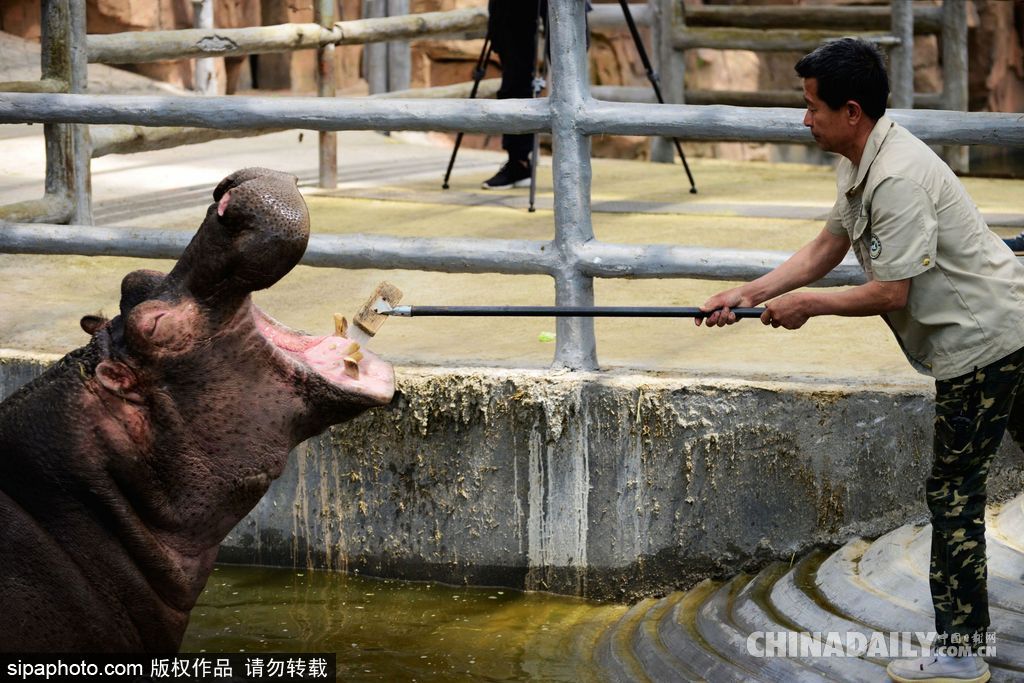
[3,353,1022,601]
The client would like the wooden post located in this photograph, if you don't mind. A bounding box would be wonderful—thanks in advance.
[41,0,91,225]
[364,0,388,94]
[87,10,489,64]
[191,0,217,95]
[651,0,684,164]
[386,0,411,93]
[889,0,914,109]
[316,0,337,189]
[942,0,969,172]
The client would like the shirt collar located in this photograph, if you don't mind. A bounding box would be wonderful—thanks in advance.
[843,115,894,197]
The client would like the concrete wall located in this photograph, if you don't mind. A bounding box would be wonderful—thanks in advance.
[3,352,1023,600]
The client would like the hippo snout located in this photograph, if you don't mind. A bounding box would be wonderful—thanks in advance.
[168,168,310,304]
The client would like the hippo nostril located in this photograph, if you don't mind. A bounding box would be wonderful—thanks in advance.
[217,191,231,217]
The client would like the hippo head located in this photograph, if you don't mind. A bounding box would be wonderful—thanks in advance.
[0,168,397,653]
[79,168,394,543]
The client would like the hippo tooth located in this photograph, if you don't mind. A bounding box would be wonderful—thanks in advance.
[348,350,364,363]
[342,342,360,357]
[333,314,348,337]
[343,357,360,378]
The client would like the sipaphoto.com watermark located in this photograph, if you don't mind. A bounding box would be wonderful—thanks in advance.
[746,630,997,659]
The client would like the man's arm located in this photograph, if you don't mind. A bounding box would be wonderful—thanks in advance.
[761,277,909,329]
[698,227,852,327]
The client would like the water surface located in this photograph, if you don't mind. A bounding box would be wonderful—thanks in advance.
[182,565,625,681]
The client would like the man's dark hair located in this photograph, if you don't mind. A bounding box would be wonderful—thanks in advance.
[795,38,889,120]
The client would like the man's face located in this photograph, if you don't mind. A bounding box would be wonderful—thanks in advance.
[802,78,850,155]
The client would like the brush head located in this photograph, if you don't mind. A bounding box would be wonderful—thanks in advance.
[353,282,403,337]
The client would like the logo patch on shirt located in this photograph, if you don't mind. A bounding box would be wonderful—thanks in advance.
[869,235,882,260]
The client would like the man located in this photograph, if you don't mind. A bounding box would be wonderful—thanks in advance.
[699,38,1024,683]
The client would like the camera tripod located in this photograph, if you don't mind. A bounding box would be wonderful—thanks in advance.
[441,0,698,208]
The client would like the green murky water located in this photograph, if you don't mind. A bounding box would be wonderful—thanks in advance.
[181,565,625,682]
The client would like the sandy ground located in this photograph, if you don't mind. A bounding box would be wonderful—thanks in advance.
[3,31,1024,388]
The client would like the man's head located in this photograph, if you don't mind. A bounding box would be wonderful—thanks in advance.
[795,38,889,161]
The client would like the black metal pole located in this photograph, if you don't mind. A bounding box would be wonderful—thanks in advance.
[391,305,765,318]
[617,0,697,194]
[442,36,493,190]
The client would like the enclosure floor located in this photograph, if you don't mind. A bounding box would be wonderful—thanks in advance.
[2,124,1023,388]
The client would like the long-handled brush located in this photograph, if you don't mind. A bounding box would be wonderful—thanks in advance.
[333,282,405,346]
[374,303,764,320]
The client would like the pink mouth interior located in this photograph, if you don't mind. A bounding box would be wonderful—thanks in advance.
[253,311,394,401]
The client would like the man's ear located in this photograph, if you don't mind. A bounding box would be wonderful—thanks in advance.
[846,100,863,124]
[95,360,144,404]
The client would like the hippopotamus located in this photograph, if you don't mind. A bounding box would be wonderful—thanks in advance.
[0,168,394,653]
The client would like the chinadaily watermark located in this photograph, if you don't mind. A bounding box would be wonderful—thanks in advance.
[746,631,997,658]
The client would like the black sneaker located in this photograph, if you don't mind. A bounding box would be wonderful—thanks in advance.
[481,160,531,190]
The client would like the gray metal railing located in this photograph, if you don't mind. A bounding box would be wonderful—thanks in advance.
[0,0,1014,370]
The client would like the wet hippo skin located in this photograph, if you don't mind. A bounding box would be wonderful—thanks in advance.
[0,168,395,653]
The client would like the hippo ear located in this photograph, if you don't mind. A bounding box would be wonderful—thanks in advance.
[80,314,109,336]
[95,360,144,404]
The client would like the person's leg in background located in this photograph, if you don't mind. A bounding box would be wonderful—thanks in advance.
[482,0,541,190]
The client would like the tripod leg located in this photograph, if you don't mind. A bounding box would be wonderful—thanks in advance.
[442,133,466,190]
[616,0,697,194]
[672,138,698,194]
[529,133,539,212]
[442,38,493,189]
[528,0,546,212]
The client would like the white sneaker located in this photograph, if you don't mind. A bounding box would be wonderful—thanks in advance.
[886,654,990,682]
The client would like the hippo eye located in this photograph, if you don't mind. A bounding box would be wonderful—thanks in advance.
[125,300,200,354]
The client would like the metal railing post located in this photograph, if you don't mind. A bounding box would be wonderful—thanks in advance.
[316,0,337,189]
[889,0,914,109]
[941,0,969,172]
[651,0,684,163]
[41,0,91,225]
[549,0,598,370]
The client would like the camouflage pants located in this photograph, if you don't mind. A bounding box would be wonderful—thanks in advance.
[929,346,1024,649]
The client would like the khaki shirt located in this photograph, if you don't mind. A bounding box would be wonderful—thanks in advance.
[825,115,1024,380]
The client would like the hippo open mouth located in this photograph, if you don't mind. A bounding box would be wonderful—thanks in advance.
[113,166,396,422]
[253,306,394,407]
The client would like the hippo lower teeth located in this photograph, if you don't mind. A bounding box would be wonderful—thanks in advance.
[333,313,348,337]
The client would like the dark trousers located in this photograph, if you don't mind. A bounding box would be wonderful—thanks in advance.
[928,345,1024,650]
[487,0,545,162]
